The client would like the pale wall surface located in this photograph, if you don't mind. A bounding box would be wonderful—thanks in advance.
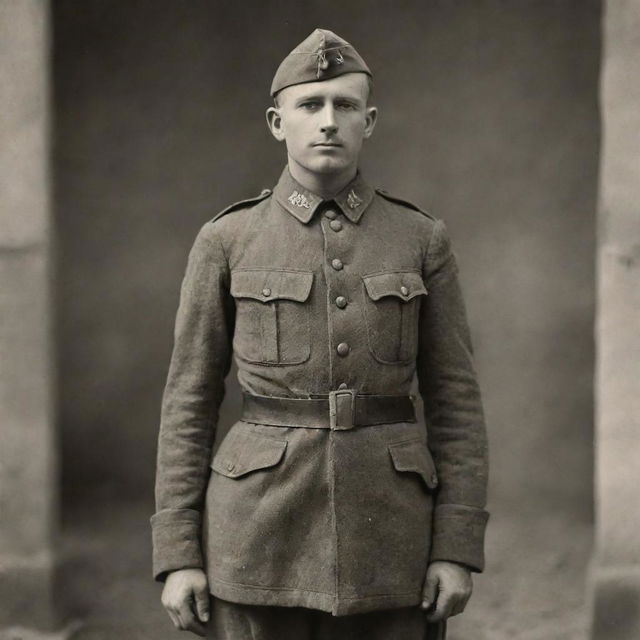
[591,1,640,638]
[0,0,58,630]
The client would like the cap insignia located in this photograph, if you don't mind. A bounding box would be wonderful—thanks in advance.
[288,190,311,209]
[347,189,363,209]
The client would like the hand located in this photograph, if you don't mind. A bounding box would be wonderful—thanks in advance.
[161,568,210,636]
[420,561,473,622]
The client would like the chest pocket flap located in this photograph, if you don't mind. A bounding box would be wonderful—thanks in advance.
[362,270,427,302]
[231,269,313,303]
[388,438,439,490]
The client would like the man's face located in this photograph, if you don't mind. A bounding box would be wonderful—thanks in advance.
[267,73,377,177]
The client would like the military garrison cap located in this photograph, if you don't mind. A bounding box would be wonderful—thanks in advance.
[270,28,372,97]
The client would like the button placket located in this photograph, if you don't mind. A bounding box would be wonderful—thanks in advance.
[321,208,354,387]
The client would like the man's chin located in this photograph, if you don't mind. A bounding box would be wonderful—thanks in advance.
[306,159,351,175]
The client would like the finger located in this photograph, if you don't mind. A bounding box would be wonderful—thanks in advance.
[450,590,471,617]
[194,588,211,623]
[185,621,207,637]
[167,609,182,630]
[178,602,207,637]
[420,574,439,611]
[184,617,207,637]
[426,589,455,623]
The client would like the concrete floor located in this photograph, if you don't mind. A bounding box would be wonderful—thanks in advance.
[53,499,592,639]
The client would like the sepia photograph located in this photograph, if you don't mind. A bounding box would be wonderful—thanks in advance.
[1,1,638,639]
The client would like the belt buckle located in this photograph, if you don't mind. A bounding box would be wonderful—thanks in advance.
[329,389,356,430]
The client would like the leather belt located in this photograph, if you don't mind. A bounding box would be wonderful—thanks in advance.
[241,389,416,431]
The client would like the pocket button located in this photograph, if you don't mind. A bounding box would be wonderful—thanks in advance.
[400,285,409,296]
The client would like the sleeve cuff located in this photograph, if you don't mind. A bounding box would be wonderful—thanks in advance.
[429,503,489,573]
[150,508,203,582]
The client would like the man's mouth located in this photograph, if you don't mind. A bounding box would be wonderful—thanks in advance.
[313,142,342,147]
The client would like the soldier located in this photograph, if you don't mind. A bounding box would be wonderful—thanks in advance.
[151,28,489,639]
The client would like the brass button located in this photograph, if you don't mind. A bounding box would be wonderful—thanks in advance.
[324,209,337,219]
[331,258,343,270]
[400,286,409,296]
[226,462,235,472]
[335,296,347,308]
[336,342,350,356]
[330,220,343,232]
[431,473,438,485]
[262,287,272,297]
[338,382,348,390]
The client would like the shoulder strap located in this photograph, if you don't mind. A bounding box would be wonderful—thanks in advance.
[211,188,272,223]
[375,188,436,221]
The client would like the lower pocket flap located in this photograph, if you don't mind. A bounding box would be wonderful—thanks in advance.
[388,439,439,490]
[212,431,287,478]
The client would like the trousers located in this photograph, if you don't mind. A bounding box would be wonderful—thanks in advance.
[206,597,447,640]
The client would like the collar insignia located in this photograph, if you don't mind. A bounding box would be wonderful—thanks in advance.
[347,189,363,209]
[288,190,311,209]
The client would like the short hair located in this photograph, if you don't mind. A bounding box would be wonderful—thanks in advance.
[273,74,374,108]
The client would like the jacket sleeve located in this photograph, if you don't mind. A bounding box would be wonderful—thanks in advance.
[150,221,235,582]
[416,219,489,573]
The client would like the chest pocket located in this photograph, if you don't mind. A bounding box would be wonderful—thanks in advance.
[230,269,313,365]
[362,270,428,364]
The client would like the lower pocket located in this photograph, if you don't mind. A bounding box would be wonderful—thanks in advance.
[388,438,439,491]
[211,428,287,478]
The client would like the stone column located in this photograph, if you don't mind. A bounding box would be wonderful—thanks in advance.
[0,0,59,630]
[591,1,640,638]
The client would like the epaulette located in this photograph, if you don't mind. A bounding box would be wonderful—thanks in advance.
[211,189,272,224]
[375,188,436,221]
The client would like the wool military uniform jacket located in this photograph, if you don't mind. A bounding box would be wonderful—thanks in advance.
[151,166,489,616]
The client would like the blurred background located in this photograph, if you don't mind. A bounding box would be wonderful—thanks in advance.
[3,1,639,639]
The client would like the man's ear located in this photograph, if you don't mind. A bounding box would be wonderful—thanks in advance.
[363,106,378,139]
[266,107,285,142]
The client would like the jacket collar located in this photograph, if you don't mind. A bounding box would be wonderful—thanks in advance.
[273,165,374,224]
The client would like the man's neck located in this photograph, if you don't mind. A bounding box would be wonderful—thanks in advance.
[288,159,357,200]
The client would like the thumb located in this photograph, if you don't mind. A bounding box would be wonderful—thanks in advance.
[421,573,439,610]
[194,586,210,623]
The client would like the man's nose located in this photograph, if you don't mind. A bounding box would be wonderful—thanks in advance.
[319,105,338,134]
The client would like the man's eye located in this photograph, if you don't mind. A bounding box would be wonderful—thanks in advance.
[337,103,356,111]
[300,102,320,110]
